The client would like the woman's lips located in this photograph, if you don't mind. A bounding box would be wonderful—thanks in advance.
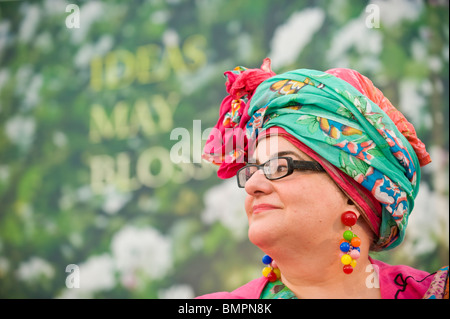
[252,204,281,214]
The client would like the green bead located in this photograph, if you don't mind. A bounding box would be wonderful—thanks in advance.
[343,230,354,241]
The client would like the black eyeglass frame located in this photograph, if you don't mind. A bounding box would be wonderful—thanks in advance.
[236,156,325,188]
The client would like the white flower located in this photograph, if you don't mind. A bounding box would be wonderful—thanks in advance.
[16,256,54,282]
[158,284,195,299]
[111,226,173,283]
[370,0,423,28]
[4,116,36,150]
[69,2,104,44]
[404,182,449,256]
[269,8,325,69]
[201,179,248,240]
[102,185,132,215]
[18,4,40,43]
[327,10,382,72]
[58,254,116,299]
[78,254,116,292]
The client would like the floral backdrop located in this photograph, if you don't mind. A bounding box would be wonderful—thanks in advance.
[0,0,448,298]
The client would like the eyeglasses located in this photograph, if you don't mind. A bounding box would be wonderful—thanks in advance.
[236,156,325,188]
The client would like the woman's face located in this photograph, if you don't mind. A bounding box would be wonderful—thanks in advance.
[244,136,352,253]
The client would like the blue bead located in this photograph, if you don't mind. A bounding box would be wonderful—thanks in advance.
[340,242,350,253]
[354,247,360,252]
[262,255,272,265]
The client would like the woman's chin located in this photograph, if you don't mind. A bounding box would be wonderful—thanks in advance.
[247,221,277,249]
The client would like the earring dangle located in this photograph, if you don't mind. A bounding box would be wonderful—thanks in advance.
[339,211,361,274]
[261,254,281,282]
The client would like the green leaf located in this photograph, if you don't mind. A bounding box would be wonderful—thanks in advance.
[368,148,384,158]
[309,120,319,134]
[297,115,316,124]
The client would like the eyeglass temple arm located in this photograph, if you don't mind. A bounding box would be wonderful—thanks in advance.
[292,161,325,172]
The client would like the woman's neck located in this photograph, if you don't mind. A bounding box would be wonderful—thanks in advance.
[267,247,381,299]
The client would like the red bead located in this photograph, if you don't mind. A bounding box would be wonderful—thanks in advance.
[267,271,278,282]
[343,264,354,274]
[341,211,357,227]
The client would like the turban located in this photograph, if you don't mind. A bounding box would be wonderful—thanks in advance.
[202,58,431,250]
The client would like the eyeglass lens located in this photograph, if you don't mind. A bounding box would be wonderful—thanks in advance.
[238,158,289,187]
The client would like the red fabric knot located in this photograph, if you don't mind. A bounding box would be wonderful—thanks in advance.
[202,58,276,179]
[228,58,276,100]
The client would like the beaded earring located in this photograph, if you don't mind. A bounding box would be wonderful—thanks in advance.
[261,254,281,282]
[339,211,361,274]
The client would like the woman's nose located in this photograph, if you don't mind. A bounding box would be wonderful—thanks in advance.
[244,169,273,196]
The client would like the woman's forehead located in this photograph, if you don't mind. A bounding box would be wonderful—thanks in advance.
[254,136,313,163]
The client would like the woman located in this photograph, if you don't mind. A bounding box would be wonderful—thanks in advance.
[198,59,448,299]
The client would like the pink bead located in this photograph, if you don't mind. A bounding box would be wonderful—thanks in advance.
[349,249,360,260]
[271,260,278,268]
[339,251,345,258]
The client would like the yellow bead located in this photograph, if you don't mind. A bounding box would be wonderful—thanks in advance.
[262,266,272,277]
[273,268,281,279]
[341,254,352,265]
[350,259,357,268]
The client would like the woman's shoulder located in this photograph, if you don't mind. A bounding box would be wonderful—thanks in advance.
[195,276,268,299]
[371,258,449,299]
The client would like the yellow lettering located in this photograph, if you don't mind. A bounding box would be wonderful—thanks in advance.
[167,91,181,113]
[89,104,115,143]
[192,162,214,180]
[130,99,157,136]
[116,152,140,192]
[172,163,193,184]
[136,147,173,188]
[90,154,115,194]
[104,49,135,90]
[89,35,207,91]
[165,44,187,73]
[150,95,175,132]
[113,101,131,139]
[90,94,177,142]
[90,153,139,194]
[89,149,215,194]
[90,56,103,91]
[136,44,169,84]
[182,34,207,70]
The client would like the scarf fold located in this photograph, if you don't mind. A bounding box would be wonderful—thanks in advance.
[202,58,431,250]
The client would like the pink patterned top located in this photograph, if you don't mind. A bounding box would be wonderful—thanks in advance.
[196,259,449,299]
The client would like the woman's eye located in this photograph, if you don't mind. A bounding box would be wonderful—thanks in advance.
[277,165,288,172]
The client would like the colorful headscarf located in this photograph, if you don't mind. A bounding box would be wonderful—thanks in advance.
[202,58,431,250]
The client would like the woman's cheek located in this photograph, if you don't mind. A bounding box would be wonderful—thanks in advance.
[244,196,253,220]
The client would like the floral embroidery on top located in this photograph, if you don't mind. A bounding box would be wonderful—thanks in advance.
[423,266,449,299]
[260,280,298,299]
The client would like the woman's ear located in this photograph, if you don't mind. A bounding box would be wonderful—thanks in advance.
[346,198,361,219]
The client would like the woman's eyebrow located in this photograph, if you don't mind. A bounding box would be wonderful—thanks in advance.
[275,150,305,160]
